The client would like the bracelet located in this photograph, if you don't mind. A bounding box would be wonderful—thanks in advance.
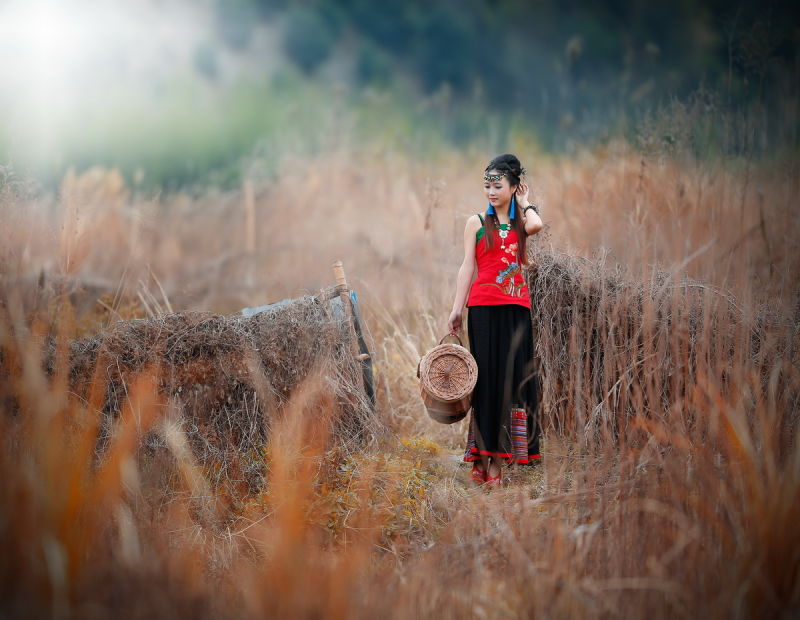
[523,204,538,214]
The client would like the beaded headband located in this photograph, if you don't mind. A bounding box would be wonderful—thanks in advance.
[483,171,506,182]
[484,167,526,183]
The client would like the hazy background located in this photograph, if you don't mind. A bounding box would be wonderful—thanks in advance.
[0,0,797,190]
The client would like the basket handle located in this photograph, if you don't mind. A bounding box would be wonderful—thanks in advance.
[439,332,464,347]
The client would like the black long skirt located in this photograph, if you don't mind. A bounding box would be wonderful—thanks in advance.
[463,304,541,464]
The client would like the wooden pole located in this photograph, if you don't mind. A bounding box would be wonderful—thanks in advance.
[332,260,355,343]
[332,260,347,291]
[331,260,374,408]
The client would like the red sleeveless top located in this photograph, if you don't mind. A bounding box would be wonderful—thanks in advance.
[466,213,531,308]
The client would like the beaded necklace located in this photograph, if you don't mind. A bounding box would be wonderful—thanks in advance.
[497,222,512,250]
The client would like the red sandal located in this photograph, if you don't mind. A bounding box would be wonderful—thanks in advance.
[485,468,503,487]
[470,463,487,483]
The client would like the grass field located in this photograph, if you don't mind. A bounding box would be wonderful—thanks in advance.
[1,143,798,618]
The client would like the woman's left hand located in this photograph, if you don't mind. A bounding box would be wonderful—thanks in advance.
[516,182,530,207]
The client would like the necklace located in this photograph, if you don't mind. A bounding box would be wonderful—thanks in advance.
[498,222,511,249]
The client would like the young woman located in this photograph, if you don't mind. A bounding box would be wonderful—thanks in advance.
[447,154,544,486]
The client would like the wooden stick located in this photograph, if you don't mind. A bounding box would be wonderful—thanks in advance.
[332,260,347,290]
[332,261,356,353]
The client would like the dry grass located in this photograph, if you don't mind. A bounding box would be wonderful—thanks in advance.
[1,144,798,618]
[526,244,799,445]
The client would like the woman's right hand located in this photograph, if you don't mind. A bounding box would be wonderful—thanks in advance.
[447,309,462,335]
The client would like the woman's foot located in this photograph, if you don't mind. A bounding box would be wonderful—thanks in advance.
[470,462,486,483]
[485,461,502,487]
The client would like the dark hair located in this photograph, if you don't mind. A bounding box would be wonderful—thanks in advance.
[485,153,525,187]
[483,153,530,266]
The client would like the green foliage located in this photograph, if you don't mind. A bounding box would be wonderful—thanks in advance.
[283,5,339,74]
[345,2,421,55]
[14,77,328,191]
[409,6,476,93]
[272,0,796,150]
[356,41,392,88]
[215,0,259,50]
[249,0,290,18]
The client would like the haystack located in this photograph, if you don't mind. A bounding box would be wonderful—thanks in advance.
[525,244,798,442]
[61,284,379,491]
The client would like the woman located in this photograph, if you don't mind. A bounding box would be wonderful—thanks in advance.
[447,154,544,486]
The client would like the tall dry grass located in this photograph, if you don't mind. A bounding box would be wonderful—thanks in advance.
[1,143,798,617]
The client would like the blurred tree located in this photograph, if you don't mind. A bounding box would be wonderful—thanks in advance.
[258,0,797,112]
[283,5,339,74]
[251,0,290,18]
[357,40,393,88]
[409,4,476,93]
[215,0,259,50]
[343,1,421,55]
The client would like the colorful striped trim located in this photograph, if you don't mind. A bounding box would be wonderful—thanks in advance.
[511,407,528,462]
[462,406,541,464]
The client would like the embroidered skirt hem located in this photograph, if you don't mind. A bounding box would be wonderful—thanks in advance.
[463,448,542,464]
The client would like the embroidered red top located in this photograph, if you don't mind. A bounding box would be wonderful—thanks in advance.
[466,213,530,309]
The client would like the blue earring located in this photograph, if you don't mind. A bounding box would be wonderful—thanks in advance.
[510,196,516,220]
[487,201,495,215]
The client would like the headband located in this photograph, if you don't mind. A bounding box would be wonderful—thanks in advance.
[483,171,506,182]
[484,167,526,182]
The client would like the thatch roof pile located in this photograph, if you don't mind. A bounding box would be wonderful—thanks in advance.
[60,285,379,491]
[525,245,799,443]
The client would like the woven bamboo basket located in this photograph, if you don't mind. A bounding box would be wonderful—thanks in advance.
[417,333,478,424]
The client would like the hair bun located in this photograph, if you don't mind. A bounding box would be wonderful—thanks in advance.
[486,154,526,179]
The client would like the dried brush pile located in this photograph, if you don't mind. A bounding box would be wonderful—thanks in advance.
[55,286,379,491]
[526,245,799,445]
